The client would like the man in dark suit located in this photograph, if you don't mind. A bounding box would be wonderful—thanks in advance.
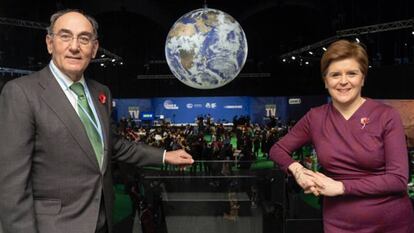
[0,9,193,233]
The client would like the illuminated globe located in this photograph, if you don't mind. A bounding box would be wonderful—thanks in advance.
[165,8,248,89]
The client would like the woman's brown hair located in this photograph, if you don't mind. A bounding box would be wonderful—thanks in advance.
[321,39,368,78]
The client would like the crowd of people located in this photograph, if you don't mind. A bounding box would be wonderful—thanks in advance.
[116,115,291,174]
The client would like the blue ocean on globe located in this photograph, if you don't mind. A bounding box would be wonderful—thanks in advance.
[165,8,248,89]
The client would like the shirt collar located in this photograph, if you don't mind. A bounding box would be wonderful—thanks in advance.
[49,60,86,90]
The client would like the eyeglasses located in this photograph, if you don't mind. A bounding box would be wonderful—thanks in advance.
[51,31,96,46]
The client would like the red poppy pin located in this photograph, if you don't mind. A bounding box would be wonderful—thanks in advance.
[98,93,106,104]
[360,117,369,129]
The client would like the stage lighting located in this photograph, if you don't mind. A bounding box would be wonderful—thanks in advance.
[305,61,309,65]
[308,51,313,55]
[355,38,360,43]
[111,59,116,62]
[282,58,286,62]
[291,56,296,60]
[412,31,414,35]
[322,47,327,51]
[100,54,105,58]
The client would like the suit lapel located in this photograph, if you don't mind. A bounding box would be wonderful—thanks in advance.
[38,67,101,170]
[87,80,110,174]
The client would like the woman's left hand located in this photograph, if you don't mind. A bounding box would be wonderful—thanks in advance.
[306,172,345,197]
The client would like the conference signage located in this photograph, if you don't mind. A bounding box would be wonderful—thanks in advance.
[288,98,302,105]
[163,100,179,110]
[265,104,276,117]
[128,106,140,119]
[114,96,326,124]
[153,97,249,123]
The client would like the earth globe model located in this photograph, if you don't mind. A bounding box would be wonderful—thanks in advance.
[165,8,248,89]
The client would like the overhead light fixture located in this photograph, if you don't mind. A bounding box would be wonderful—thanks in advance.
[308,51,313,55]
[322,47,327,51]
[111,59,116,62]
[282,58,286,62]
[291,56,296,60]
[101,54,105,58]
[305,61,309,65]
[412,31,414,35]
[355,38,360,43]
[100,63,105,67]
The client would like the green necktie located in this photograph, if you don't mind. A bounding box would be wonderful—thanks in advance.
[70,82,103,168]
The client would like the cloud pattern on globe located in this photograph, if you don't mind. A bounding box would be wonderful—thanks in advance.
[165,8,248,89]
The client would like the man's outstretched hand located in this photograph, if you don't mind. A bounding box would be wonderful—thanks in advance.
[164,149,194,165]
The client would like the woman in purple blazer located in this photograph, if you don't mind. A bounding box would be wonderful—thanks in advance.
[270,40,414,232]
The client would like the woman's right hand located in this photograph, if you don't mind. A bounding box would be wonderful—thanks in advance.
[288,162,323,196]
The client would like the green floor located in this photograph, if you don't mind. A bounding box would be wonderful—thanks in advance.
[113,184,133,224]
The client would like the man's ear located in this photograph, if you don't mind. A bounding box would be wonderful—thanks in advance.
[45,35,53,55]
[92,40,99,59]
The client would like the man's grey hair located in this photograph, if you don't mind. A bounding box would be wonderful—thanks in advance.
[46,9,99,38]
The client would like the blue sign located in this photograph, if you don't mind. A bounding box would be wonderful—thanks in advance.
[140,112,155,120]
[113,98,152,121]
[152,97,250,124]
[250,97,288,124]
[113,96,328,125]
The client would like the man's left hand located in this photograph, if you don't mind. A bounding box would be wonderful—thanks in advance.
[164,149,194,165]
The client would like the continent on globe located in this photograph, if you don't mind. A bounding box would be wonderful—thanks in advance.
[165,8,248,89]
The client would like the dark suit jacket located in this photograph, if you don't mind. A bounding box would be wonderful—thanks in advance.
[0,67,164,233]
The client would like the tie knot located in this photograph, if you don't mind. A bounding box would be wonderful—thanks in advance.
[70,82,86,98]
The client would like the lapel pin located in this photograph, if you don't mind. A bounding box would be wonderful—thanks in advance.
[360,117,369,129]
[98,93,107,104]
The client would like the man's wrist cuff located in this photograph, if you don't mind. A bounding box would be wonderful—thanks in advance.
[162,150,166,164]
